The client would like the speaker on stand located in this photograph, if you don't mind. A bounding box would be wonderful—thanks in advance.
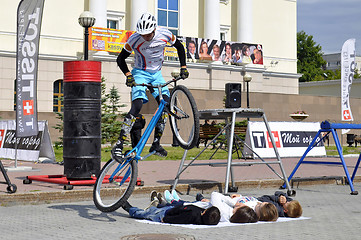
[225,83,241,108]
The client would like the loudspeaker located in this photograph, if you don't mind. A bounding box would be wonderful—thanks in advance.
[225,83,241,108]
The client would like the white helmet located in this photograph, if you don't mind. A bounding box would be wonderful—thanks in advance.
[136,13,157,35]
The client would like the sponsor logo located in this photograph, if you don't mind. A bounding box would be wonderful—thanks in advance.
[252,131,322,148]
[23,100,34,115]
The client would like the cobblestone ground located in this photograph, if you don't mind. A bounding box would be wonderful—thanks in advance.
[1,183,361,240]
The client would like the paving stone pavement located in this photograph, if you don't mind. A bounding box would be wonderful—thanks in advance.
[1,183,361,240]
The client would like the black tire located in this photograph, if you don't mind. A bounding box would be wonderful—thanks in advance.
[7,184,17,194]
[23,179,32,184]
[64,185,73,190]
[169,85,200,149]
[93,158,138,212]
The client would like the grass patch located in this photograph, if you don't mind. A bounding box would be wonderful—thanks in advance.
[55,145,238,163]
[53,145,361,163]
[325,146,361,156]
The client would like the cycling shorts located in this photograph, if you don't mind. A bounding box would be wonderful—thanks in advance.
[131,68,170,103]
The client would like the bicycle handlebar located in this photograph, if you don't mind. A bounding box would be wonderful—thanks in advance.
[133,75,184,89]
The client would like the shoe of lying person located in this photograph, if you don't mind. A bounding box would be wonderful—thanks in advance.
[157,192,167,205]
[144,199,159,210]
[150,190,157,202]
[171,190,180,201]
[149,143,168,157]
[164,190,174,203]
[196,193,205,201]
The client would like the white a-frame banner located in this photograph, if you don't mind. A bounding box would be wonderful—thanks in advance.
[16,0,45,137]
[341,38,356,123]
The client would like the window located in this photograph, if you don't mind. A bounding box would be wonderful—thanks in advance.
[107,20,117,29]
[107,11,125,30]
[53,80,63,112]
[158,0,179,35]
[220,25,230,41]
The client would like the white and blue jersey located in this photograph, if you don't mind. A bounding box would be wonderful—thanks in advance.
[124,28,176,73]
[123,28,175,102]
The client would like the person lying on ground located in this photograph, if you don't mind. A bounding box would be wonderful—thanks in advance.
[122,198,220,225]
[187,191,278,222]
[158,190,258,224]
[257,191,302,218]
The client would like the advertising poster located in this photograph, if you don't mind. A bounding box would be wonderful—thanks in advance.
[341,38,356,122]
[89,27,263,65]
[16,0,45,137]
[243,121,325,158]
[0,120,55,162]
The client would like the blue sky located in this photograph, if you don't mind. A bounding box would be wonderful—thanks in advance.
[297,0,361,55]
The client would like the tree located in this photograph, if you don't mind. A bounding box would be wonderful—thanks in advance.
[297,31,326,82]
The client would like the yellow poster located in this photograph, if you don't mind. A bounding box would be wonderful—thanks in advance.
[89,27,135,53]
[89,27,179,56]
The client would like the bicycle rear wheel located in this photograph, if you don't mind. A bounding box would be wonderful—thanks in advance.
[169,85,200,149]
[93,158,138,212]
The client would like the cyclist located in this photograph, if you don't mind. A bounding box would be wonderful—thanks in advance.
[113,13,189,162]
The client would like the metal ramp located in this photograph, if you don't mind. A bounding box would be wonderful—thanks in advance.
[172,108,294,195]
[283,120,361,195]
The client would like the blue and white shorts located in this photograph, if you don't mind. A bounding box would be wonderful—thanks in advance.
[131,68,170,103]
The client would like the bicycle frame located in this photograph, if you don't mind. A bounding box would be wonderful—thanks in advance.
[109,86,168,181]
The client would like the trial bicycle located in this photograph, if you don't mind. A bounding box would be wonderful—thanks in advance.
[93,75,200,212]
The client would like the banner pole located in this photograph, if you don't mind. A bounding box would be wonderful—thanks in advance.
[14,135,18,168]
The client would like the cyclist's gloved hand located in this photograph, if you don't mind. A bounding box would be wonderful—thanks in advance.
[126,74,136,87]
[180,68,189,79]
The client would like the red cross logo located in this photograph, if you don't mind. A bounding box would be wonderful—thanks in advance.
[23,100,34,115]
[266,131,281,148]
[343,110,352,120]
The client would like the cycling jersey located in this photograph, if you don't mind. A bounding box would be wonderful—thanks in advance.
[123,28,176,73]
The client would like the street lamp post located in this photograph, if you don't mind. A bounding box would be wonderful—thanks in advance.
[243,73,252,108]
[171,70,180,147]
[78,11,96,60]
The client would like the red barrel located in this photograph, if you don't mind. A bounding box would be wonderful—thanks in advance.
[63,61,101,179]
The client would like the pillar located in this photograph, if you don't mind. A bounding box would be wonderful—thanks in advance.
[204,0,220,40]
[237,0,253,43]
[89,0,107,28]
[131,0,148,31]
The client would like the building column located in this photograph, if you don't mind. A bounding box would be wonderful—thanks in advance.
[204,0,220,40]
[237,0,253,43]
[131,0,148,31]
[89,0,107,28]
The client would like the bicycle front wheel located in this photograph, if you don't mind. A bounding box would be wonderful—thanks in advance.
[93,158,138,212]
[169,85,200,149]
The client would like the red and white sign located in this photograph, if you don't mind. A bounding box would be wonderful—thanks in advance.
[243,121,326,158]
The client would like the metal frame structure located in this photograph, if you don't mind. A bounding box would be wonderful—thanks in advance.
[0,160,17,193]
[172,108,294,195]
[283,120,361,195]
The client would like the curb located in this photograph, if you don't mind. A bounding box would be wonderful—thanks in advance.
[2,176,359,206]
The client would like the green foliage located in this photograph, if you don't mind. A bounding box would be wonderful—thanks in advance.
[297,31,326,82]
[53,109,63,149]
[101,77,126,145]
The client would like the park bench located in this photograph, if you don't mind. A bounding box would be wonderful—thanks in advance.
[198,124,247,148]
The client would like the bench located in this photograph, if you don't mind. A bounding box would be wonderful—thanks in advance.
[198,124,247,148]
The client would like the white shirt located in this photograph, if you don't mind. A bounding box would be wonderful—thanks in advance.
[210,192,236,222]
[123,27,176,73]
[233,195,260,210]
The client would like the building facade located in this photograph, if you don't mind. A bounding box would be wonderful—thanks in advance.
[0,0,301,143]
[323,53,361,72]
